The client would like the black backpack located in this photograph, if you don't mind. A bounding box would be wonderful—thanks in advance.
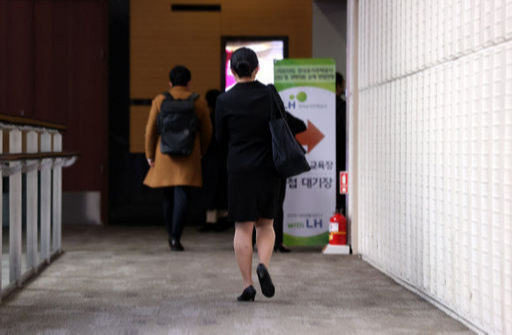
[157,92,199,157]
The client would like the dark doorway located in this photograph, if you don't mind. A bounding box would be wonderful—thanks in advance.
[107,0,205,225]
[108,0,156,224]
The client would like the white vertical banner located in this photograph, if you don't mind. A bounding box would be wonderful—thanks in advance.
[274,59,336,246]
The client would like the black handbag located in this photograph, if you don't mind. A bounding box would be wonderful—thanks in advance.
[268,85,311,178]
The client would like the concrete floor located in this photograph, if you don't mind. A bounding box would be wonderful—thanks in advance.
[0,225,472,335]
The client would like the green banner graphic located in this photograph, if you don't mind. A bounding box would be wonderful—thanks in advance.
[275,58,336,246]
[274,59,336,93]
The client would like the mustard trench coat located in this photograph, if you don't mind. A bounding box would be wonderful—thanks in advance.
[143,86,212,188]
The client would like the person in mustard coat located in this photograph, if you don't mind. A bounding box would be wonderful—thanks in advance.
[144,66,212,251]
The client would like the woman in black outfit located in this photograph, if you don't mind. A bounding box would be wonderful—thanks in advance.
[216,48,278,301]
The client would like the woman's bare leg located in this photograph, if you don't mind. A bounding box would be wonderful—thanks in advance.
[255,218,275,267]
[234,221,255,288]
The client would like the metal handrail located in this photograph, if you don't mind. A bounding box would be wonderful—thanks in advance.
[0,115,67,131]
[0,151,79,161]
[0,121,77,302]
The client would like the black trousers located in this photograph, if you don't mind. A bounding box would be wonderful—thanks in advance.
[163,186,189,241]
[273,178,287,246]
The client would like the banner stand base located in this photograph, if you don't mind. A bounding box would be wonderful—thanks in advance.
[322,244,350,255]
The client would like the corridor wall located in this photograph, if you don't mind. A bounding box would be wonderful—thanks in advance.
[0,0,109,224]
[129,0,312,153]
[356,1,512,334]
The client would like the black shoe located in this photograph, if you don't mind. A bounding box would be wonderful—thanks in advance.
[237,285,256,302]
[274,244,291,253]
[169,239,184,251]
[256,263,275,298]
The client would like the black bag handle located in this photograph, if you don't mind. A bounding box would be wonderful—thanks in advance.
[268,84,286,120]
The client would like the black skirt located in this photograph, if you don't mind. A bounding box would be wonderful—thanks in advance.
[228,171,281,222]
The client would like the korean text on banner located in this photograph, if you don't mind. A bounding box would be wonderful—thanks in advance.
[274,59,336,246]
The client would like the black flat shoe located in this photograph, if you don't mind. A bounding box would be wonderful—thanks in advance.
[256,263,275,298]
[274,244,291,253]
[169,239,184,251]
[237,285,256,302]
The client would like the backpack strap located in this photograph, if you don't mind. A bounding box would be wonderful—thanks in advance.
[162,92,198,101]
[188,93,199,101]
[162,92,173,101]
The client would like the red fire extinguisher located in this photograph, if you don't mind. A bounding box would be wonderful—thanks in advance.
[329,212,347,245]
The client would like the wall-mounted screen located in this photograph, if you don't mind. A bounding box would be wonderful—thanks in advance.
[221,37,288,91]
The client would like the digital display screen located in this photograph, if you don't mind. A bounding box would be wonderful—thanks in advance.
[224,40,285,91]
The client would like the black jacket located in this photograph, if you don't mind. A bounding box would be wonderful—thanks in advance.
[216,81,307,175]
[216,81,276,175]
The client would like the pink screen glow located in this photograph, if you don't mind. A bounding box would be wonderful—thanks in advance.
[224,40,284,91]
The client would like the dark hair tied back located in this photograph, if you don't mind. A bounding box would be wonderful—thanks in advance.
[230,47,259,78]
[235,60,251,77]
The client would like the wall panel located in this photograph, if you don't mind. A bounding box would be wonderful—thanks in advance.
[130,0,221,99]
[130,0,312,99]
[34,0,69,125]
[63,0,108,194]
[3,0,35,119]
[357,1,512,333]
[220,0,311,56]
[129,0,312,153]
[0,0,108,202]
[0,1,6,115]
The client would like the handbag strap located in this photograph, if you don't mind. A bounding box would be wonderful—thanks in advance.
[268,84,286,120]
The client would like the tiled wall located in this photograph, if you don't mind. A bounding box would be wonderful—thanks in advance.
[357,1,512,333]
